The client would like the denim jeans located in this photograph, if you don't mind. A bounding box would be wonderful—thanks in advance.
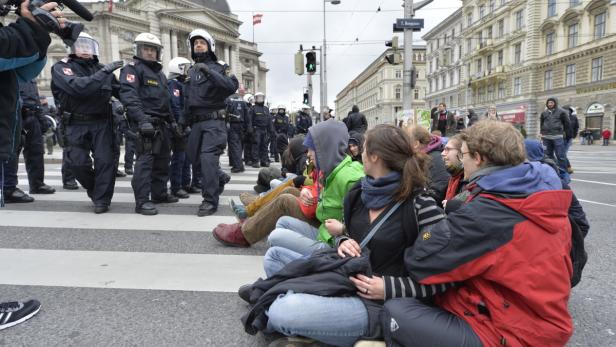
[266,291,369,347]
[264,246,304,278]
[267,216,329,255]
[169,149,191,191]
[543,138,568,174]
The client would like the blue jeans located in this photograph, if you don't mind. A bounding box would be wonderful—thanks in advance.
[170,149,191,191]
[543,138,568,174]
[267,216,329,255]
[264,246,304,278]
[266,291,369,347]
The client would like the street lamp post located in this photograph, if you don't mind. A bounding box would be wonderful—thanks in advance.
[323,0,341,121]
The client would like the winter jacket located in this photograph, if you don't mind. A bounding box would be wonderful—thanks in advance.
[467,110,479,127]
[602,129,612,140]
[0,18,51,161]
[346,111,368,133]
[445,171,465,201]
[568,112,579,140]
[408,162,573,347]
[424,136,451,204]
[540,97,571,138]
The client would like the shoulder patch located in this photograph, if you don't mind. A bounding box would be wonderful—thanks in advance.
[62,67,74,76]
[128,61,136,66]
[126,74,135,83]
[173,89,181,97]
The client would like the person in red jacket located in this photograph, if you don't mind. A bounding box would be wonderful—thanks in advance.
[601,127,612,146]
[381,121,573,347]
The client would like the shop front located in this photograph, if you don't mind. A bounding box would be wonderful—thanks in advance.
[585,103,605,140]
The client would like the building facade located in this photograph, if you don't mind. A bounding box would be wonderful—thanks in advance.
[2,0,268,98]
[424,0,616,138]
[335,46,427,128]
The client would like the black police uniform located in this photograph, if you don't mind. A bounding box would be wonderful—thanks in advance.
[3,79,49,194]
[226,97,250,172]
[243,102,255,166]
[119,57,177,213]
[168,77,192,195]
[250,104,272,167]
[111,100,128,176]
[272,112,290,162]
[296,110,313,135]
[51,56,121,210]
[183,54,238,215]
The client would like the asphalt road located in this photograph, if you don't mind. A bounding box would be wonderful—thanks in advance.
[0,143,614,346]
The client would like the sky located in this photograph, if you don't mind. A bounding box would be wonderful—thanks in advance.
[227,0,459,114]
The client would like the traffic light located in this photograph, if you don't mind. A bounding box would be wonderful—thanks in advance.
[385,36,401,65]
[305,51,317,73]
[303,92,309,105]
[385,36,399,49]
[295,51,304,75]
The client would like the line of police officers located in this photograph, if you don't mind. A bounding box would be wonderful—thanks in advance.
[9,28,315,216]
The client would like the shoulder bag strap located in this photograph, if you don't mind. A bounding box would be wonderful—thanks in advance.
[359,201,403,249]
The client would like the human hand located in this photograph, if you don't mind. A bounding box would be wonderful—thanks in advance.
[337,239,361,258]
[299,187,314,206]
[21,1,67,29]
[350,274,384,300]
[325,219,344,236]
[102,60,124,73]
[194,63,209,75]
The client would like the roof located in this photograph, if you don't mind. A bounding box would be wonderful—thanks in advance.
[186,0,230,13]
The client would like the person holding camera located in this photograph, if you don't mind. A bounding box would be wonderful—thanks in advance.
[0,0,67,329]
[51,32,122,214]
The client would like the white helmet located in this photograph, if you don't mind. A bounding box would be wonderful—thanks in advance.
[301,104,310,110]
[187,29,216,60]
[134,33,163,62]
[70,32,99,57]
[254,92,265,104]
[243,93,254,104]
[277,104,286,113]
[168,57,191,76]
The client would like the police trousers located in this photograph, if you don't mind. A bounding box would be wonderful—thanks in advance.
[2,116,46,190]
[132,125,171,205]
[227,122,244,169]
[252,127,270,165]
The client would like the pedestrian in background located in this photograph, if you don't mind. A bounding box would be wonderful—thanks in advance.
[602,128,612,146]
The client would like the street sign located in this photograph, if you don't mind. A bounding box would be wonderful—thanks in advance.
[394,18,424,32]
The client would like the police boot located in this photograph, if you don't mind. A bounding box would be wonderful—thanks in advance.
[260,162,270,167]
[116,170,127,178]
[230,167,245,173]
[172,189,190,199]
[30,184,56,194]
[125,168,134,175]
[3,188,34,203]
[63,180,79,190]
[94,205,109,214]
[198,201,217,217]
[152,194,179,204]
[251,162,260,168]
[218,173,231,195]
[184,185,200,194]
[135,201,158,215]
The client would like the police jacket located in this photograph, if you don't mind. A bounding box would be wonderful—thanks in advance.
[226,98,251,128]
[540,97,571,137]
[51,56,120,117]
[251,104,271,128]
[346,112,368,133]
[167,77,184,122]
[0,18,51,161]
[273,113,289,134]
[119,57,171,124]
[183,55,238,118]
[295,112,312,134]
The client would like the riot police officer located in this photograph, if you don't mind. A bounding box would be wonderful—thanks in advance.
[182,29,239,216]
[272,104,290,162]
[51,32,122,213]
[226,94,250,173]
[119,32,179,215]
[296,104,313,134]
[167,56,192,199]
[2,79,55,203]
[242,93,255,167]
[250,92,271,168]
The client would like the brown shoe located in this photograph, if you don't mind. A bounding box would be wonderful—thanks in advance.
[239,192,258,206]
[212,223,250,247]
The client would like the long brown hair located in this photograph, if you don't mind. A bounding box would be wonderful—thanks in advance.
[364,124,428,201]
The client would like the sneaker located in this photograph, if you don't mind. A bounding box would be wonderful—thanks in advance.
[0,300,41,331]
[229,199,248,221]
[239,192,257,206]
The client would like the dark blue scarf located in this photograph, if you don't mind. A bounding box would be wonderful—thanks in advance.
[360,171,401,209]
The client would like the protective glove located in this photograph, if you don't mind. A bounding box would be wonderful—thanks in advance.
[194,63,209,75]
[171,122,183,138]
[183,126,192,137]
[38,116,49,134]
[102,60,124,74]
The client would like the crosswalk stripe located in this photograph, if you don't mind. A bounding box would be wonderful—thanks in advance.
[20,179,256,190]
[12,192,242,205]
[0,248,263,292]
[0,211,236,231]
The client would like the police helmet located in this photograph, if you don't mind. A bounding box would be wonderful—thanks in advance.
[168,57,191,76]
[301,104,310,110]
[277,104,286,113]
[243,93,254,104]
[188,29,217,60]
[254,92,265,104]
[70,32,100,58]
[134,33,163,62]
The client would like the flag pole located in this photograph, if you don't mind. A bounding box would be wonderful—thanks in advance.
[252,12,255,43]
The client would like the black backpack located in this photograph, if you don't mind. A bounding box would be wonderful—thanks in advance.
[569,217,588,287]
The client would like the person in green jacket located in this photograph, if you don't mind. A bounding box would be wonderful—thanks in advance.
[212,119,364,249]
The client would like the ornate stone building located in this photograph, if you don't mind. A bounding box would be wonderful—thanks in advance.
[335,46,427,128]
[21,0,267,97]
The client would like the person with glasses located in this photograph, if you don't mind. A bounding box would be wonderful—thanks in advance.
[441,135,466,209]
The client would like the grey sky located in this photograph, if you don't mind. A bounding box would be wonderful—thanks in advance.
[227,0,458,114]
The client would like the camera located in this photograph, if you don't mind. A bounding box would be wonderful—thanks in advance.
[0,0,93,46]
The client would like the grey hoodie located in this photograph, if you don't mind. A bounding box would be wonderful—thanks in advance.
[308,119,349,176]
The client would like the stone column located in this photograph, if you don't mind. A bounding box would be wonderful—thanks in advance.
[147,11,160,38]
[111,31,120,61]
[171,31,178,58]
[224,44,231,65]
[161,29,171,73]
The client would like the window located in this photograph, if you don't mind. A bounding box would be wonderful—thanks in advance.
[513,77,521,95]
[487,26,493,39]
[544,70,553,91]
[570,0,580,6]
[442,75,447,88]
[566,64,576,86]
[515,10,524,30]
[568,23,578,48]
[479,5,485,18]
[467,39,472,53]
[498,81,505,98]
[476,59,482,73]
[395,86,402,99]
[395,70,402,78]
[594,12,606,39]
[478,31,483,45]
[458,45,463,60]
[487,55,493,71]
[490,0,496,12]
[498,19,505,38]
[497,50,504,65]
[467,14,473,27]
[546,32,555,55]
[591,57,603,82]
[514,43,522,64]
[414,89,420,99]
[547,0,556,17]
[450,71,454,85]
[488,84,495,100]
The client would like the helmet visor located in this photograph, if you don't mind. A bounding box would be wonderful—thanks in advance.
[71,37,99,57]
[178,62,191,75]
[255,94,265,104]
[136,43,162,62]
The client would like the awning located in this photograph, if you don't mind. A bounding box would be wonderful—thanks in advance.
[500,109,525,124]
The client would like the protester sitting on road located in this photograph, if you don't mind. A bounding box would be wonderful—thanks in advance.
[241,125,451,347]
[348,131,364,163]
[212,120,364,249]
[442,134,466,207]
[407,125,450,205]
[272,135,308,188]
[382,120,573,347]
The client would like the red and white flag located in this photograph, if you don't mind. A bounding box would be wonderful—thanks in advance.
[253,13,263,25]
